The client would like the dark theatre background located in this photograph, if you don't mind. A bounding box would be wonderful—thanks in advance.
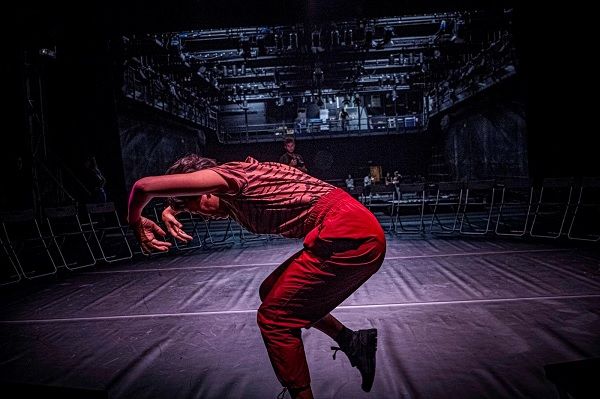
[1,1,598,399]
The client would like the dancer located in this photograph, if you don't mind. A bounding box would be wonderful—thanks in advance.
[127,154,386,398]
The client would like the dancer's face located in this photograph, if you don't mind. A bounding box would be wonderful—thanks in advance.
[183,195,228,219]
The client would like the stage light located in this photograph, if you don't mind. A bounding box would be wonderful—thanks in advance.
[365,29,373,49]
[275,31,284,50]
[313,67,324,85]
[257,35,267,56]
[330,29,340,47]
[288,32,298,49]
[344,29,353,46]
[240,35,252,58]
[383,27,394,44]
[312,30,321,48]
[39,48,56,59]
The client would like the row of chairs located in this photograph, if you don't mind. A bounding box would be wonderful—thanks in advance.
[3,177,598,285]
[354,177,600,240]
[0,200,285,286]
[0,203,134,286]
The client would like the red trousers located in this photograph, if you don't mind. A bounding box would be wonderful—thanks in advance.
[257,189,386,389]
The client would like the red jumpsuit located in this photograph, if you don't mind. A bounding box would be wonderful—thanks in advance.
[210,157,386,389]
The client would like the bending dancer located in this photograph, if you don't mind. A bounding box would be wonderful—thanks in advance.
[127,154,386,398]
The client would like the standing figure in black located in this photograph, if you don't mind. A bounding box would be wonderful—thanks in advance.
[339,107,349,131]
[83,155,107,203]
[279,137,308,173]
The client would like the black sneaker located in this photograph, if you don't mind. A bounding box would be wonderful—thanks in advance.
[276,387,288,399]
[331,328,378,392]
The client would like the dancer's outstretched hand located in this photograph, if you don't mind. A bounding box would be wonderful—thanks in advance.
[162,207,193,242]
[132,216,172,253]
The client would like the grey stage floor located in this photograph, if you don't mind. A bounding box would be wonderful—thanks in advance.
[1,235,599,398]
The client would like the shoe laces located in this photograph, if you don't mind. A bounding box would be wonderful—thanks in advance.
[277,387,288,399]
[331,346,342,360]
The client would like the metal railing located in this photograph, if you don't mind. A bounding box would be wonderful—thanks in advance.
[123,65,218,130]
[217,114,423,143]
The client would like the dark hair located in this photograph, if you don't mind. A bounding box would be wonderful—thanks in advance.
[165,154,217,210]
[283,137,295,145]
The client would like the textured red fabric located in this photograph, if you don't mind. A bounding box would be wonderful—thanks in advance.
[257,189,386,389]
[210,157,335,237]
